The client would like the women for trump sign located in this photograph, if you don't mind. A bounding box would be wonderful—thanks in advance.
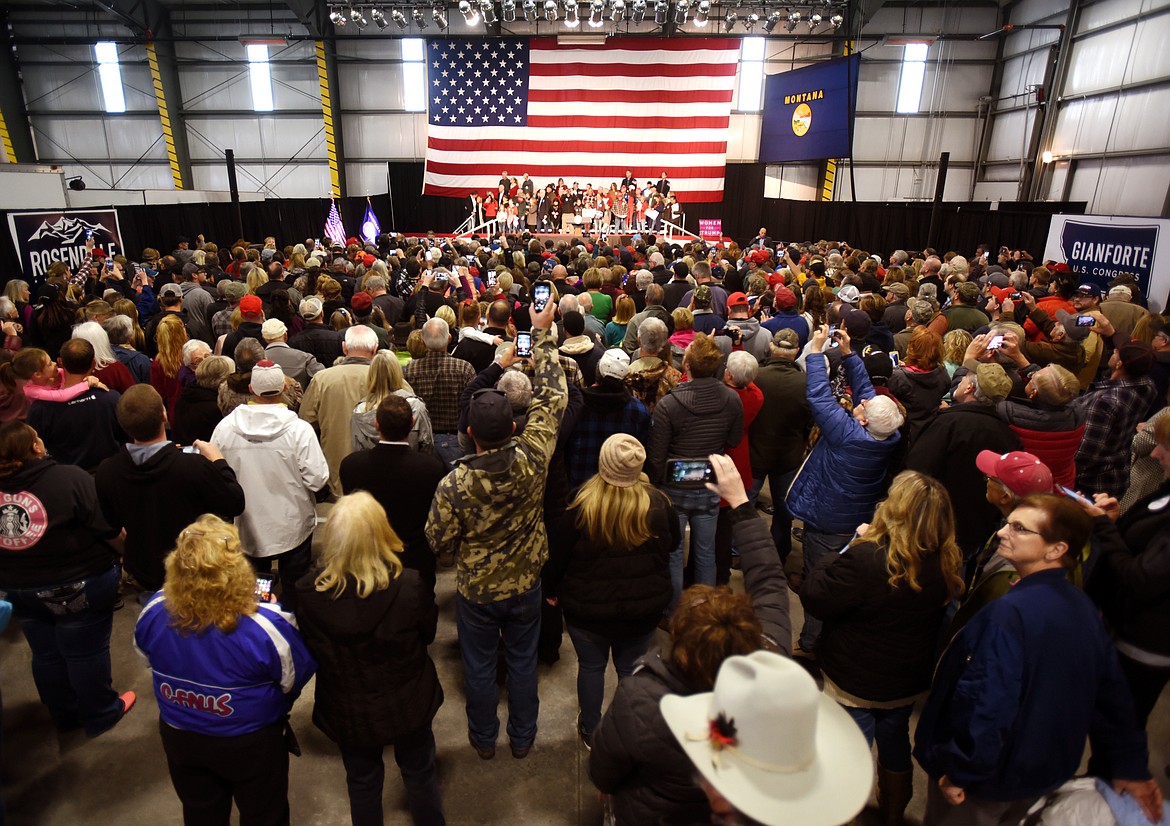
[758,55,860,164]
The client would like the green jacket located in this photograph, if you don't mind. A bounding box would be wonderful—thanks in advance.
[425,327,568,603]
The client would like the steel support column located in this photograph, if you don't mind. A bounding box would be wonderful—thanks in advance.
[0,18,36,162]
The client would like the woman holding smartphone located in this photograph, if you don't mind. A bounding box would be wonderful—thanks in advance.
[296,492,445,826]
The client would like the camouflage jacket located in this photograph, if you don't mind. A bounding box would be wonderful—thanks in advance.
[425,327,568,603]
[624,356,681,415]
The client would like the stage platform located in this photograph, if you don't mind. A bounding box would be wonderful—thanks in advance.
[448,231,700,245]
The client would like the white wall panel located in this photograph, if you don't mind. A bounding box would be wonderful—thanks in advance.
[983,163,1027,183]
[835,166,974,202]
[180,63,319,112]
[852,117,976,164]
[193,163,331,199]
[973,181,1021,202]
[336,41,406,60]
[864,5,998,34]
[726,114,761,163]
[999,50,1052,100]
[986,109,1037,162]
[184,117,326,162]
[341,114,423,159]
[857,62,993,113]
[1065,157,1170,215]
[339,65,406,110]
[1051,89,1170,156]
[1064,15,1170,96]
[1010,0,1070,26]
[1042,159,1072,201]
[1077,0,1170,33]
[30,116,166,162]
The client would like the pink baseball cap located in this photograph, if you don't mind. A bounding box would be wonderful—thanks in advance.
[976,450,1053,497]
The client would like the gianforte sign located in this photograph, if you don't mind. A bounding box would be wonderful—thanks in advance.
[1044,214,1170,312]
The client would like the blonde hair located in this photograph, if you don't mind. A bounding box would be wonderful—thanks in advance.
[435,304,457,330]
[155,313,188,378]
[1029,364,1079,405]
[671,307,694,331]
[942,329,972,365]
[568,475,654,549]
[613,294,636,325]
[364,350,409,408]
[163,515,257,634]
[246,267,268,294]
[314,491,404,598]
[862,470,964,598]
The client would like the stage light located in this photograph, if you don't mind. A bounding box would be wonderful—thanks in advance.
[522,0,536,18]
[653,0,667,24]
[723,10,736,30]
[393,8,409,27]
[433,5,448,26]
[370,8,388,28]
[544,0,558,20]
[413,7,428,26]
[480,0,497,23]
[672,0,689,24]
[742,12,757,30]
[693,0,709,26]
[329,8,347,25]
[785,10,800,31]
[67,176,86,191]
[588,0,604,26]
[611,0,625,20]
[502,0,517,21]
[564,0,579,26]
[350,6,368,27]
[631,0,645,21]
[830,13,843,28]
[808,12,821,29]
[762,11,779,32]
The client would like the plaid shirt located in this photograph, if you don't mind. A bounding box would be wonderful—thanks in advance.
[1073,374,1158,495]
[566,389,651,488]
[404,351,475,433]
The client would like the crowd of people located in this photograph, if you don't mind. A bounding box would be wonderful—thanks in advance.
[0,223,1168,826]
[465,170,683,235]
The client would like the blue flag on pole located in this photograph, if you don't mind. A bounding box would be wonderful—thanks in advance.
[361,201,381,244]
[758,54,860,164]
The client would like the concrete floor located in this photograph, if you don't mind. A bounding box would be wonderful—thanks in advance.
[2,504,1168,825]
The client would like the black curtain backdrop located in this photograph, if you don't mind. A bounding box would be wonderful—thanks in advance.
[0,161,1083,281]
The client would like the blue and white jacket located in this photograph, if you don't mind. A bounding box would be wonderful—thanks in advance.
[135,594,317,737]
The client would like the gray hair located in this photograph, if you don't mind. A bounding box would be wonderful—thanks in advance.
[890,249,909,266]
[364,275,386,293]
[635,269,654,290]
[344,324,380,353]
[196,355,234,389]
[233,337,265,367]
[864,395,904,439]
[72,321,117,369]
[421,317,450,351]
[645,283,664,305]
[648,251,665,267]
[725,350,759,388]
[559,294,581,315]
[238,261,256,278]
[181,338,211,367]
[498,370,533,413]
[638,317,668,354]
[0,297,15,319]
[1009,270,1028,290]
[103,314,134,346]
[578,292,594,312]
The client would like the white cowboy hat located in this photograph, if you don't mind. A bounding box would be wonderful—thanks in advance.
[660,650,873,826]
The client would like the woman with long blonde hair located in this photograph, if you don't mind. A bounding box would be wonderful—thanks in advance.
[351,350,432,452]
[801,470,964,824]
[295,492,445,826]
[134,514,316,825]
[151,313,187,422]
[544,434,676,746]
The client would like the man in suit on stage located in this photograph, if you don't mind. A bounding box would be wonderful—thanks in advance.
[537,187,552,232]
[753,227,773,249]
[621,170,636,189]
[656,172,670,196]
[521,173,535,197]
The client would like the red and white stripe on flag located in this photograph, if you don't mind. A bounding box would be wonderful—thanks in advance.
[422,37,740,203]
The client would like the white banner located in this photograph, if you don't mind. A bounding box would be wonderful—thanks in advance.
[1044,213,1170,312]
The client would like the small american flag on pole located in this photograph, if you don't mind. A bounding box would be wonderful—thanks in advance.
[324,199,347,246]
[422,37,740,203]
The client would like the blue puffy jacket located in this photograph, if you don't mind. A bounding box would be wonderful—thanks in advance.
[785,352,900,533]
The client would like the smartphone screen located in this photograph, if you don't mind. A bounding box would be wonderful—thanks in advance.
[667,459,714,485]
[1076,315,1094,327]
[181,445,200,454]
[533,283,551,313]
[515,332,533,358]
[1057,484,1094,508]
[987,334,1005,350]
[487,272,497,287]
[827,325,840,348]
[889,352,900,368]
[254,575,274,601]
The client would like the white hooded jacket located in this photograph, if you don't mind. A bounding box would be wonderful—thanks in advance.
[211,402,329,557]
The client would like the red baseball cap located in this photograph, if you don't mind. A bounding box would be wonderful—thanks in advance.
[976,450,1053,497]
[92,248,108,258]
[773,286,797,310]
[350,291,372,312]
[726,291,750,309]
[239,294,263,318]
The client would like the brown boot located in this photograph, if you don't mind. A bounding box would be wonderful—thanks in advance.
[876,763,914,826]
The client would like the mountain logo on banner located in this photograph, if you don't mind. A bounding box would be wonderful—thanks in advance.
[28,216,112,244]
[791,104,812,137]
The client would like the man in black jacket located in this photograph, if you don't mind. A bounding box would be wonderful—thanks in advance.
[289,296,343,368]
[340,395,445,591]
[94,385,245,595]
[452,300,511,374]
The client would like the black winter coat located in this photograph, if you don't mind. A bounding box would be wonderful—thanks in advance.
[294,569,443,749]
[288,323,344,368]
[543,489,678,639]
[589,505,790,826]
[171,384,224,445]
[1089,481,1170,657]
[646,377,743,485]
[888,366,951,443]
[801,538,954,701]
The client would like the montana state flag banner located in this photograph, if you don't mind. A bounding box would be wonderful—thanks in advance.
[759,54,860,164]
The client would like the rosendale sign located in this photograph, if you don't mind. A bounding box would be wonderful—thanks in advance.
[6,208,125,285]
[1044,214,1170,312]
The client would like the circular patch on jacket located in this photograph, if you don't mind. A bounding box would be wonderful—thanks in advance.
[0,492,48,550]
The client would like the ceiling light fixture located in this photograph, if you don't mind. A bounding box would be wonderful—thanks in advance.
[371,7,389,28]
[693,0,709,26]
[784,10,800,31]
[631,0,646,21]
[830,13,843,29]
[459,0,479,23]
[522,0,536,19]
[763,11,779,32]
[502,0,517,21]
[480,0,498,23]
[723,10,736,30]
[329,9,347,26]
[742,12,757,30]
[433,5,448,26]
[653,0,668,24]
[807,11,821,29]
[413,7,428,26]
[350,6,368,27]
[672,0,689,25]
[544,0,558,20]
[564,0,580,26]
[588,0,605,26]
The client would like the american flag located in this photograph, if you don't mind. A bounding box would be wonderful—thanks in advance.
[422,37,740,203]
[324,200,347,246]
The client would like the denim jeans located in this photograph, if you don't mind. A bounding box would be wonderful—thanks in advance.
[749,468,798,565]
[664,485,720,611]
[841,703,914,772]
[339,726,445,826]
[432,433,464,472]
[797,528,855,652]
[455,586,541,750]
[4,564,123,736]
[566,624,655,735]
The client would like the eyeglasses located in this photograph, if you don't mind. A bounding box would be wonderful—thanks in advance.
[1004,521,1042,537]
